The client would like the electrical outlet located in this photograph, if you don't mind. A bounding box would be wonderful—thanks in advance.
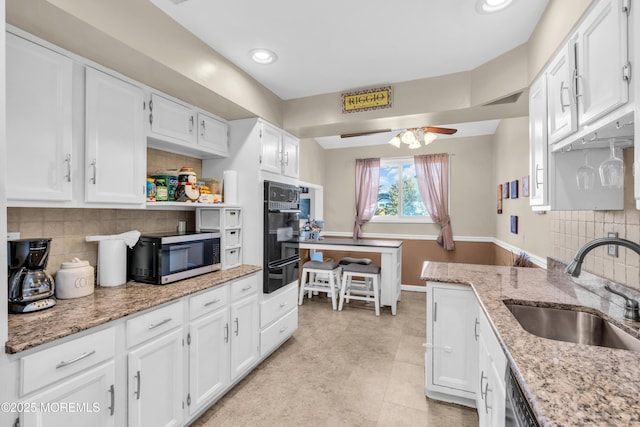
[7,232,20,241]
[608,232,619,257]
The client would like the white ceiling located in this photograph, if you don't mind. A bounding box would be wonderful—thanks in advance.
[149,0,548,145]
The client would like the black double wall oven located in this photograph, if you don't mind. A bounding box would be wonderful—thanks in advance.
[263,180,300,294]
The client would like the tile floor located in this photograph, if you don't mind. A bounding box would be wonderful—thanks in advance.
[191,291,478,426]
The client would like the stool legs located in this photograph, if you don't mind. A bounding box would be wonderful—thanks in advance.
[299,267,341,310]
[338,271,381,316]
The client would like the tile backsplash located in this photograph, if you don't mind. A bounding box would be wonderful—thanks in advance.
[7,208,195,275]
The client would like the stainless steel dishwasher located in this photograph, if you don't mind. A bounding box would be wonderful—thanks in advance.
[505,367,539,427]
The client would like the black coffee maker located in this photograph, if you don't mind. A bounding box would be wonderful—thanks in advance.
[8,238,56,313]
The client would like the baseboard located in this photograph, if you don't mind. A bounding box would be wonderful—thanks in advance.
[401,284,426,292]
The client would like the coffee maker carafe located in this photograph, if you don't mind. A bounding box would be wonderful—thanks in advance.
[8,238,56,313]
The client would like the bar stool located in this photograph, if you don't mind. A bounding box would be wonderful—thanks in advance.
[338,263,381,316]
[299,259,342,310]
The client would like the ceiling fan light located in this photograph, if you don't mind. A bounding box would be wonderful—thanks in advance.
[408,140,421,149]
[401,130,416,145]
[423,132,438,146]
[389,135,402,147]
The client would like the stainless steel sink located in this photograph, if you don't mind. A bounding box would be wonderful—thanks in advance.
[505,303,640,352]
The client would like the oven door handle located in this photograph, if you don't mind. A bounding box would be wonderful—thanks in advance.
[268,257,301,270]
[269,209,301,213]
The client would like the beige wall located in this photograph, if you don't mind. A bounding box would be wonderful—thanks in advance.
[322,135,495,238]
[551,148,640,290]
[298,138,326,186]
[493,118,551,260]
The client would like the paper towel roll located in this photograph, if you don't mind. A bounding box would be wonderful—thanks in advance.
[223,170,238,204]
[97,240,127,287]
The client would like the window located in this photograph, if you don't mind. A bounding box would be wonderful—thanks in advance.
[374,157,431,223]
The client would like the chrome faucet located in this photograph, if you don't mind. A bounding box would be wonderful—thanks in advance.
[566,237,640,277]
[567,237,640,321]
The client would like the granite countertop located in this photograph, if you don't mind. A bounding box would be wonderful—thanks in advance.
[300,237,403,248]
[6,265,261,354]
[421,259,640,426]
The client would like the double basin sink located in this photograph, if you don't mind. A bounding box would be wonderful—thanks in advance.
[505,302,640,352]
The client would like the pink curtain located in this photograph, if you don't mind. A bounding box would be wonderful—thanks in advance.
[353,158,380,239]
[414,154,454,250]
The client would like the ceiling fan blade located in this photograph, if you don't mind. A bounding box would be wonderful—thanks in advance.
[340,129,392,138]
[423,126,457,135]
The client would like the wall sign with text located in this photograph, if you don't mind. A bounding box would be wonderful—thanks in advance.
[341,86,392,113]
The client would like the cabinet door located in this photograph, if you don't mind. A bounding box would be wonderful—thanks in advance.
[149,93,195,144]
[188,307,230,416]
[281,134,299,178]
[128,328,183,427]
[429,286,477,394]
[6,33,73,202]
[230,294,259,381]
[260,123,283,174]
[476,336,492,427]
[21,362,116,427]
[529,74,548,207]
[547,40,578,144]
[577,0,629,125]
[85,67,145,204]
[197,112,229,156]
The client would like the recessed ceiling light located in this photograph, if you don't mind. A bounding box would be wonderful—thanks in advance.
[476,0,513,13]
[249,48,278,64]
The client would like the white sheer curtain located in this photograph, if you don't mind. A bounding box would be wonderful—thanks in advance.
[414,153,454,250]
[353,158,380,239]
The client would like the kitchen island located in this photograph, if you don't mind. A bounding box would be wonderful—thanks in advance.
[300,238,402,314]
[421,259,640,426]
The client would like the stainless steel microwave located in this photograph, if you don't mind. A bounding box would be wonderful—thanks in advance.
[128,232,221,285]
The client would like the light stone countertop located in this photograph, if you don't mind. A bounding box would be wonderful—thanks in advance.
[6,265,261,354]
[421,259,640,427]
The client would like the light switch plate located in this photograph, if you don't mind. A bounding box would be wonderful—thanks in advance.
[608,232,618,257]
[7,232,20,241]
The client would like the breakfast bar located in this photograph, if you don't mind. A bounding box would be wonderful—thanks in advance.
[299,238,402,315]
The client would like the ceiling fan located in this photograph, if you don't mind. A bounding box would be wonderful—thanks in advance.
[340,126,458,149]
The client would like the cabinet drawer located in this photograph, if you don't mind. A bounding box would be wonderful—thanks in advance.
[21,327,115,396]
[225,228,241,247]
[127,301,183,348]
[260,308,297,358]
[224,247,241,269]
[224,209,241,227]
[197,208,221,231]
[189,285,228,320]
[230,274,257,302]
[260,284,298,328]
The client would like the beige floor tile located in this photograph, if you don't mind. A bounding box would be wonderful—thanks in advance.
[383,361,429,412]
[395,334,427,365]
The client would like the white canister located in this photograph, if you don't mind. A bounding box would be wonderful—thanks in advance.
[55,258,95,299]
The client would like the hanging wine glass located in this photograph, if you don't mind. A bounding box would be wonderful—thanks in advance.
[576,149,596,191]
[599,139,624,188]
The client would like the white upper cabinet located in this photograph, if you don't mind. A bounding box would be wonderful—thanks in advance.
[529,74,549,208]
[547,39,578,145]
[149,93,195,144]
[85,67,146,204]
[576,0,629,125]
[260,121,299,178]
[197,112,229,156]
[6,33,74,202]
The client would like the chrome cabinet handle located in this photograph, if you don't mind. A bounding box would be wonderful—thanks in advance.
[56,350,96,369]
[433,302,438,322]
[224,323,229,343]
[484,382,492,414]
[474,318,479,341]
[65,153,71,182]
[573,67,583,99]
[241,285,252,292]
[108,384,115,416]
[284,152,289,166]
[479,371,487,399]
[90,159,97,184]
[279,301,287,308]
[134,370,141,400]
[534,164,543,189]
[279,326,287,334]
[559,81,571,113]
[205,298,221,307]
[234,317,239,336]
[148,318,172,330]
[200,120,205,137]
[189,116,194,134]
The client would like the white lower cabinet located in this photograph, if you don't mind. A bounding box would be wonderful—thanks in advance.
[128,328,184,427]
[260,283,299,358]
[230,293,260,381]
[425,282,478,407]
[20,362,116,427]
[426,281,507,424]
